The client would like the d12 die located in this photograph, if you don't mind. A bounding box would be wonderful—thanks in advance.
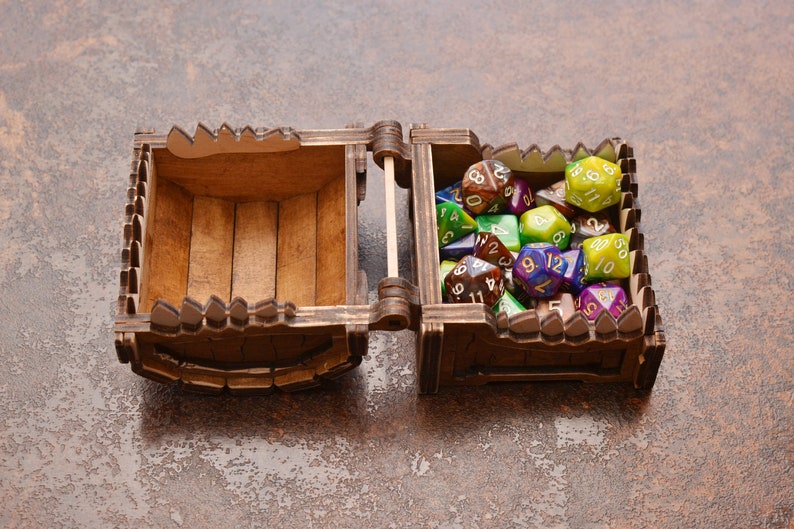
[518,205,572,250]
[444,255,505,306]
[564,156,622,213]
[473,231,515,269]
[576,283,629,320]
[476,214,521,252]
[582,233,631,281]
[461,160,515,215]
[512,243,568,298]
[569,212,616,249]
[437,201,477,246]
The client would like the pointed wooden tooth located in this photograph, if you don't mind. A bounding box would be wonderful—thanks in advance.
[643,305,658,336]
[165,125,195,157]
[617,305,643,333]
[495,310,510,330]
[126,294,138,315]
[509,310,540,334]
[540,312,564,336]
[137,158,149,184]
[127,267,139,294]
[594,139,617,163]
[151,300,180,330]
[542,146,568,171]
[571,142,591,162]
[229,297,249,325]
[594,310,618,334]
[204,295,228,325]
[254,297,278,320]
[564,312,590,337]
[283,301,297,318]
[132,214,144,243]
[129,241,141,268]
[179,297,204,328]
[134,195,145,216]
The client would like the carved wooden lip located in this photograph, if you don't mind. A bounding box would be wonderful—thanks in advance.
[487,137,622,172]
[166,122,302,158]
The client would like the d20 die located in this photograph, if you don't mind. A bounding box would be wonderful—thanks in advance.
[582,233,631,281]
[564,156,622,213]
[473,231,515,269]
[476,214,521,252]
[507,177,534,217]
[534,180,578,219]
[512,243,568,298]
[444,255,505,306]
[569,212,616,249]
[518,205,572,250]
[461,160,515,215]
[576,283,630,320]
[437,201,477,246]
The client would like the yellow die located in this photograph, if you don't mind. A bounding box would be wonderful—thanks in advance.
[564,156,622,213]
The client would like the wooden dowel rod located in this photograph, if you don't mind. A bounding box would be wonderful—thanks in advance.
[384,156,399,278]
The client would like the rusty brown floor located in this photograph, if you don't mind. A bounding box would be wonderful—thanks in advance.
[1,2,792,528]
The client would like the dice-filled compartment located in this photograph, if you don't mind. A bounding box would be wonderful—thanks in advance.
[408,128,664,392]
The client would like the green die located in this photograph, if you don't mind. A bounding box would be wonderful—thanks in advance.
[518,205,572,249]
[437,202,477,246]
[582,233,631,281]
[493,290,526,317]
[564,156,622,213]
[439,259,457,296]
[476,214,521,252]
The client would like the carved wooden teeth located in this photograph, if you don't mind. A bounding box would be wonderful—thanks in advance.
[148,297,297,334]
[489,138,624,173]
[165,122,301,158]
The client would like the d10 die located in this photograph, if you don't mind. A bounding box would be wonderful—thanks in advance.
[569,212,616,249]
[519,205,572,250]
[444,255,505,306]
[582,233,631,281]
[437,202,477,246]
[512,243,568,298]
[461,160,515,215]
[576,283,629,320]
[473,232,515,269]
[476,214,521,252]
[507,177,534,217]
[564,156,622,213]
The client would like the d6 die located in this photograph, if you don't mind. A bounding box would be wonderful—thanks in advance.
[444,255,505,306]
[564,156,622,213]
[512,243,568,298]
[461,160,515,215]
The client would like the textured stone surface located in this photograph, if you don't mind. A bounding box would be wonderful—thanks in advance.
[1,1,792,527]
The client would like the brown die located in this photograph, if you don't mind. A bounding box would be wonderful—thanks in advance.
[444,255,505,306]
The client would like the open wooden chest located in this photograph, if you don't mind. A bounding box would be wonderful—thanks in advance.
[114,121,665,394]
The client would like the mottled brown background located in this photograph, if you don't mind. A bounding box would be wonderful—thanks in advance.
[1,1,792,528]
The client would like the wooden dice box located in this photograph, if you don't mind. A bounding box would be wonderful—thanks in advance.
[114,121,665,394]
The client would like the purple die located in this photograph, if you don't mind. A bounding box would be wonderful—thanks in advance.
[560,249,587,295]
[576,283,629,320]
[507,177,534,217]
[440,232,476,260]
[512,243,568,298]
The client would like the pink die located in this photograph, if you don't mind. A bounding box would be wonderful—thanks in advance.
[576,283,629,320]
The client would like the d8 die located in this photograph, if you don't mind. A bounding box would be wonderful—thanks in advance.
[444,255,505,306]
[473,232,515,269]
[564,156,622,213]
[512,243,568,298]
[582,233,631,281]
[437,201,477,246]
[576,283,629,320]
[461,160,515,215]
[476,214,521,252]
[518,205,572,250]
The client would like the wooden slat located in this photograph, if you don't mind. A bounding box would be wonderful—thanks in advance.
[232,201,278,301]
[187,196,235,302]
[139,177,193,311]
[316,176,347,305]
[276,192,317,306]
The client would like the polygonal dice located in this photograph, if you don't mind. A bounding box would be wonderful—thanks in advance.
[440,232,476,261]
[512,243,568,298]
[461,160,515,215]
[507,177,534,217]
[564,156,622,213]
[444,255,504,306]
[518,205,572,250]
[493,290,527,317]
[473,231,515,269]
[582,233,631,281]
[435,181,465,207]
[535,180,578,219]
[476,214,521,252]
[439,259,458,297]
[437,201,477,246]
[576,283,629,320]
[560,249,588,295]
[569,212,616,249]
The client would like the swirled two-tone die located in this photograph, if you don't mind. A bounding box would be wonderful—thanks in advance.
[564,156,622,213]
[576,283,629,320]
[582,233,631,281]
[569,212,616,249]
[461,160,515,215]
[444,255,504,306]
[436,201,477,246]
[518,205,572,250]
[512,243,568,298]
[473,232,515,269]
